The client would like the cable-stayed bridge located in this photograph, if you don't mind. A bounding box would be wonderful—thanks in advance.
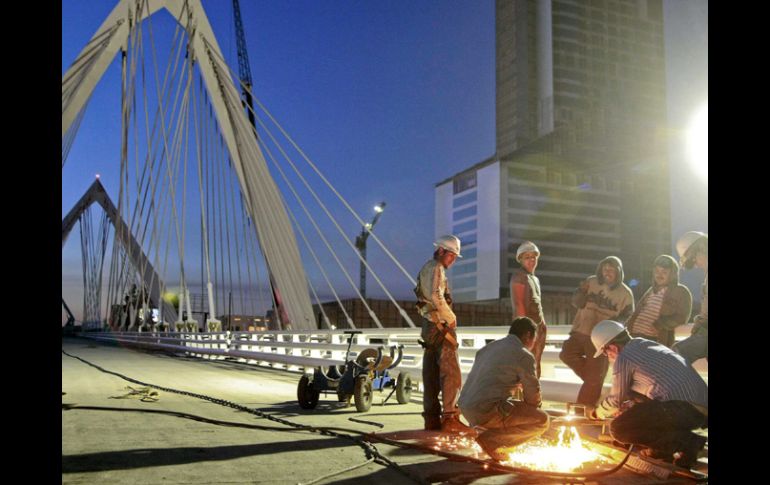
[62,2,707,483]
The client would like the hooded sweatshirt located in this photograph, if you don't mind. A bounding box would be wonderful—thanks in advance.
[570,256,634,336]
[626,255,692,347]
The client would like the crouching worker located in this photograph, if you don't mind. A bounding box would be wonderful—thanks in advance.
[458,317,549,461]
[588,320,708,469]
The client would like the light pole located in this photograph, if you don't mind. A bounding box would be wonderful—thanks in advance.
[354,202,386,299]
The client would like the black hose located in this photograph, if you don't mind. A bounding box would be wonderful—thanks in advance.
[348,416,385,428]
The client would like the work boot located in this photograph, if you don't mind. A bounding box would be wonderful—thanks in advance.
[423,414,442,431]
[476,432,508,462]
[673,434,707,469]
[440,414,475,436]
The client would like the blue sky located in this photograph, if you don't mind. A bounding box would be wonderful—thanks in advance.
[62,1,707,321]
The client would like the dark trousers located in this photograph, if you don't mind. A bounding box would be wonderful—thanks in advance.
[559,332,609,406]
[673,332,708,365]
[476,399,549,450]
[610,400,707,456]
[422,337,462,420]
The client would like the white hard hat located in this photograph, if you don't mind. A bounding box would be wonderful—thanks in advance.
[591,320,626,358]
[434,235,462,258]
[676,231,707,264]
[516,241,540,261]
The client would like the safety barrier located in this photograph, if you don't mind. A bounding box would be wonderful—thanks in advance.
[85,324,707,404]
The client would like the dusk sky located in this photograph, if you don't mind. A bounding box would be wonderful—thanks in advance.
[62,1,707,322]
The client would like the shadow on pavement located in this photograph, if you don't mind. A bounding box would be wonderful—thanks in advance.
[322,458,507,485]
[62,436,352,473]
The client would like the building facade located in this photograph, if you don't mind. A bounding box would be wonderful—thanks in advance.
[436,0,671,323]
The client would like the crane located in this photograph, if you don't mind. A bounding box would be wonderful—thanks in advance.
[231,0,291,329]
[232,0,257,129]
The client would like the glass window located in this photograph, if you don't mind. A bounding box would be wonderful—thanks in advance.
[461,234,477,246]
[461,247,477,259]
[453,205,477,221]
[452,262,477,276]
[453,191,477,208]
[452,276,476,289]
[453,172,477,194]
[452,220,477,234]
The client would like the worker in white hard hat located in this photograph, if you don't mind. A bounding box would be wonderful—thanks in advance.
[588,320,708,469]
[672,231,708,365]
[510,241,547,378]
[626,255,692,347]
[559,256,634,412]
[414,235,473,435]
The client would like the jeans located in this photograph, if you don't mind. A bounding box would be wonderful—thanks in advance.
[673,332,708,365]
[559,332,609,406]
[610,400,707,456]
[475,398,549,450]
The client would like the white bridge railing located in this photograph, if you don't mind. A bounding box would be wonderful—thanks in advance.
[85,324,707,404]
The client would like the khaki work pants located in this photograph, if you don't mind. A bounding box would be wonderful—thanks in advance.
[421,324,461,421]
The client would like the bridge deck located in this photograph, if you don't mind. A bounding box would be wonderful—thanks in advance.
[62,337,705,484]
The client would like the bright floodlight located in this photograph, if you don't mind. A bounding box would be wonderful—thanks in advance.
[364,223,372,230]
[95,173,100,179]
[686,103,708,182]
[374,204,384,213]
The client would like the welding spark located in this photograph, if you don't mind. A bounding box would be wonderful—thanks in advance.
[499,426,613,472]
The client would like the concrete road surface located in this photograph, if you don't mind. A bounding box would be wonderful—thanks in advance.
[62,336,701,484]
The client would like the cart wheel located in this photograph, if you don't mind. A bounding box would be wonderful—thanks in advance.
[396,372,412,404]
[297,375,319,409]
[354,376,373,412]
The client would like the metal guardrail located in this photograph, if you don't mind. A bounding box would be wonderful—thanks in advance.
[85,324,707,403]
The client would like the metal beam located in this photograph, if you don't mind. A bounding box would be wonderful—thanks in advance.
[62,0,317,329]
[62,179,177,321]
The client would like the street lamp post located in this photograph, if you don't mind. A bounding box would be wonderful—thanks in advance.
[354,202,386,299]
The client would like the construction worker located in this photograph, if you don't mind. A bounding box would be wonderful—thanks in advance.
[559,256,634,412]
[672,231,708,365]
[458,317,549,461]
[414,235,473,434]
[626,255,692,347]
[588,320,708,469]
[510,241,547,378]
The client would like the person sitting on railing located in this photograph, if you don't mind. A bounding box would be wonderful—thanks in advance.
[414,235,473,435]
[588,320,708,469]
[457,317,549,462]
[559,256,634,415]
[510,241,547,378]
[672,231,708,366]
[626,255,692,347]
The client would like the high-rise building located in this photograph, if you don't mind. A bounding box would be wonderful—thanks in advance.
[437,0,670,323]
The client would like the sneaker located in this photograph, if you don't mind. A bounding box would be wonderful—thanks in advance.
[441,415,475,436]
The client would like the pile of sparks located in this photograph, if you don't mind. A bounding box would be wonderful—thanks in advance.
[499,425,614,472]
[427,419,615,473]
[431,434,484,457]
